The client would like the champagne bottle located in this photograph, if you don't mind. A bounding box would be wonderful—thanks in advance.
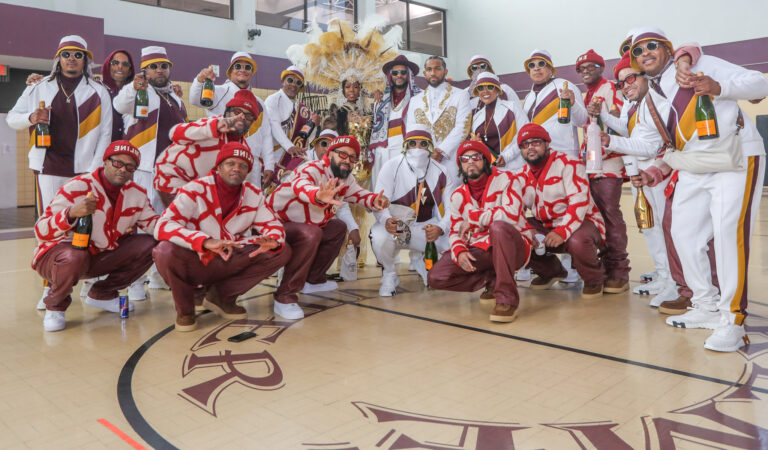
[634,186,654,229]
[298,121,315,140]
[72,192,94,250]
[557,81,571,124]
[134,70,149,119]
[34,101,51,149]
[695,72,719,140]
[424,240,438,271]
[200,65,215,107]
[585,116,603,174]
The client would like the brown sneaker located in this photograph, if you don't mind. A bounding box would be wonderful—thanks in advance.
[490,303,518,323]
[603,278,629,294]
[530,272,567,290]
[193,286,206,313]
[202,286,248,320]
[658,296,692,315]
[175,314,197,332]
[479,287,495,305]
[582,283,603,299]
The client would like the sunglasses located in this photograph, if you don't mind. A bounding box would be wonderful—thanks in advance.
[519,138,546,149]
[527,60,548,70]
[285,76,304,87]
[60,51,84,60]
[470,62,489,72]
[621,44,631,55]
[390,69,408,76]
[332,149,358,163]
[406,139,431,149]
[476,85,497,92]
[233,62,253,71]
[108,157,137,172]
[317,140,330,148]
[631,40,661,57]
[110,60,131,68]
[459,153,484,163]
[614,72,645,90]
[576,63,601,73]
[148,62,170,70]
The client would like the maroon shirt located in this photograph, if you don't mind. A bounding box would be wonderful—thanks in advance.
[155,92,185,162]
[44,75,81,177]
[478,101,500,157]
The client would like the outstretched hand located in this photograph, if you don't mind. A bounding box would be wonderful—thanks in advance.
[248,236,279,258]
[203,238,243,261]
[373,190,390,210]
[316,178,344,206]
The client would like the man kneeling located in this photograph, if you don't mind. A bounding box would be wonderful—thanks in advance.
[427,140,535,322]
[154,142,290,331]
[33,141,158,331]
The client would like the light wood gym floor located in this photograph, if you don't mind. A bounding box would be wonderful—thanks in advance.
[1,192,766,449]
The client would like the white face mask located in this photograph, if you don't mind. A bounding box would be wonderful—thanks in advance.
[405,147,430,178]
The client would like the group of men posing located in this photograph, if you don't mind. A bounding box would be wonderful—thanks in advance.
[9,27,767,353]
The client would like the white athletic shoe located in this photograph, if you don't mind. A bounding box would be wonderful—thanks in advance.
[633,276,668,295]
[128,280,147,301]
[649,281,679,307]
[37,286,50,310]
[148,271,170,290]
[562,268,580,283]
[379,271,400,297]
[43,310,66,332]
[275,267,284,286]
[665,306,721,329]
[80,278,96,297]
[413,258,429,286]
[515,269,532,282]
[640,271,657,282]
[704,323,748,352]
[302,280,338,294]
[273,301,304,320]
[85,296,134,313]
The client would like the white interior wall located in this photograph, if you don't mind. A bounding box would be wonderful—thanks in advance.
[0,114,17,209]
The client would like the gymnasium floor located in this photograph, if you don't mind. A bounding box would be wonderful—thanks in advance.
[1,192,766,449]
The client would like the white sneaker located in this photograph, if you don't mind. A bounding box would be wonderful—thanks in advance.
[408,251,419,271]
[379,271,400,297]
[704,323,748,352]
[37,286,50,310]
[80,278,96,297]
[562,268,580,283]
[633,276,667,295]
[641,271,657,282]
[275,267,284,286]
[274,301,304,320]
[665,306,720,329]
[301,280,338,294]
[515,269,532,282]
[414,259,429,287]
[649,279,679,307]
[128,280,147,301]
[148,271,170,290]
[85,296,134,313]
[43,310,66,332]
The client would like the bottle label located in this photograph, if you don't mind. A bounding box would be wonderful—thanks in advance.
[696,119,717,137]
[135,106,148,117]
[558,107,569,118]
[202,89,214,100]
[71,232,90,248]
[424,259,434,270]
[36,134,51,147]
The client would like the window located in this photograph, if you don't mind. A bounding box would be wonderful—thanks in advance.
[375,0,445,56]
[122,0,233,19]
[256,0,356,32]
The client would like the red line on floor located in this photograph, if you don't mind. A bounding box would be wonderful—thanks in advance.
[97,418,147,450]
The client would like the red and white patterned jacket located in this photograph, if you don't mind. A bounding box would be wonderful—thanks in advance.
[154,174,285,265]
[519,151,606,241]
[267,159,377,227]
[154,117,249,194]
[32,170,158,267]
[448,167,535,263]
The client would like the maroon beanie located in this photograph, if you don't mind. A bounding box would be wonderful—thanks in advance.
[575,49,605,70]
[517,123,551,146]
[456,140,493,166]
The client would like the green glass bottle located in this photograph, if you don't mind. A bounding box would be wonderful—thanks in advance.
[71,192,93,250]
[134,70,149,119]
[557,81,571,124]
[200,65,215,107]
[424,241,438,271]
[695,72,719,140]
[34,101,51,149]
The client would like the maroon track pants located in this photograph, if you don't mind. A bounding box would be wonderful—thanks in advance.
[590,177,630,281]
[527,218,605,285]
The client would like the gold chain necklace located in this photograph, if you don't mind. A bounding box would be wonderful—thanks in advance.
[422,84,452,114]
[58,81,75,103]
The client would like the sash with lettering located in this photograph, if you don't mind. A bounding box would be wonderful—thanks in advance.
[271,101,311,184]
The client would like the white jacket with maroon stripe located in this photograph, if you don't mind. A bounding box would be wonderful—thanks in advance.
[154,116,251,195]
[518,151,605,241]
[155,174,285,265]
[32,170,158,267]
[267,158,378,227]
[448,167,535,262]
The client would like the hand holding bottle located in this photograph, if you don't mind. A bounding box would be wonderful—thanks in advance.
[29,105,51,125]
[196,66,216,83]
[133,71,147,90]
[69,192,97,219]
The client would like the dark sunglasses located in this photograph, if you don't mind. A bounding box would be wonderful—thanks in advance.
[527,60,548,70]
[108,157,137,172]
[285,76,304,87]
[233,62,253,71]
[621,44,631,55]
[110,60,131,68]
[470,62,489,72]
[148,62,170,70]
[390,69,408,76]
[576,63,602,73]
[317,140,330,147]
[60,51,84,60]
[406,139,431,149]
[614,72,645,90]
[476,84,497,92]
[332,149,358,162]
[632,40,661,57]
[519,138,546,149]
[459,153,484,163]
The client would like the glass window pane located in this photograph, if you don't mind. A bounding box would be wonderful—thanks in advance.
[124,0,233,18]
[256,0,305,31]
[408,2,444,56]
[374,0,406,44]
[307,0,355,31]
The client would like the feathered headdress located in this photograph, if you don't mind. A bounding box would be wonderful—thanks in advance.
[287,15,402,99]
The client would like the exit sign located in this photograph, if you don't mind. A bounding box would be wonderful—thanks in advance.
[0,65,7,76]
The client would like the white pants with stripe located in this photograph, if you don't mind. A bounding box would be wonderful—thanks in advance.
[132,169,165,215]
[36,174,71,216]
[670,155,765,325]
[631,180,670,278]
[370,218,449,274]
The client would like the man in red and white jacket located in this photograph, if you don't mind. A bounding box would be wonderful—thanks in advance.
[33,141,158,332]
[576,49,630,293]
[516,123,608,298]
[428,140,535,323]
[154,89,261,208]
[153,142,290,331]
[267,135,390,320]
